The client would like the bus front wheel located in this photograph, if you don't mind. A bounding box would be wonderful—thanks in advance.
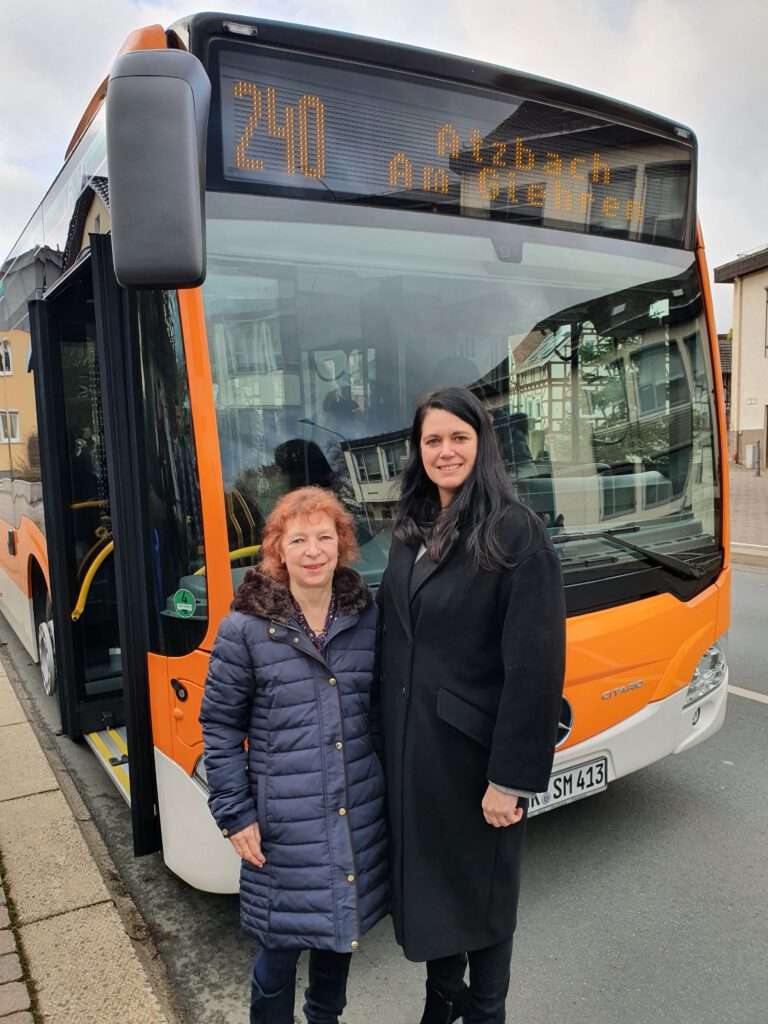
[33,581,57,697]
[37,615,56,696]
[37,610,56,700]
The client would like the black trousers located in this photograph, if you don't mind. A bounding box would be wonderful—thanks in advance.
[426,938,514,1024]
[251,947,352,1024]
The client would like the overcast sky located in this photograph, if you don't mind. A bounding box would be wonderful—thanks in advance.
[1,0,765,330]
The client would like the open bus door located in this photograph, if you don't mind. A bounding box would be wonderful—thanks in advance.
[29,236,159,855]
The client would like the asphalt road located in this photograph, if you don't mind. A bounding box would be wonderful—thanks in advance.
[2,567,767,1024]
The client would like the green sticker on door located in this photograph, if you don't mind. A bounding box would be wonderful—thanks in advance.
[173,589,197,618]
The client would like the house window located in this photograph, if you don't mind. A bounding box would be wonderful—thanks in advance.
[635,347,668,415]
[0,410,20,442]
[353,447,383,483]
[0,339,11,374]
[382,440,408,479]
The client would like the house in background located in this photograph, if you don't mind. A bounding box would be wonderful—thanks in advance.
[717,333,732,433]
[714,244,768,469]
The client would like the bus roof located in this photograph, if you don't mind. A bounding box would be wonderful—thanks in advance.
[175,11,696,146]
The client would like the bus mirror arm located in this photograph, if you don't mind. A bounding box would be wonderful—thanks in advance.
[106,49,211,289]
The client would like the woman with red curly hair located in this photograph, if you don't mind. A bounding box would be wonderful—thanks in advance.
[201,486,388,1024]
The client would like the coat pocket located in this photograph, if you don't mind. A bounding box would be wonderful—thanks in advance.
[436,687,495,749]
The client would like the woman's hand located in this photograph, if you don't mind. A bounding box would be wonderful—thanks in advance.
[482,785,524,828]
[229,822,266,866]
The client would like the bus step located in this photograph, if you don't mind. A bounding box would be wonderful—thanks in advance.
[85,728,131,806]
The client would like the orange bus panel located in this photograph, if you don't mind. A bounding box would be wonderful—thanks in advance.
[177,289,234,649]
[65,24,169,159]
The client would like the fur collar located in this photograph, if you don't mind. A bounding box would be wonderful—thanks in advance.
[231,566,373,623]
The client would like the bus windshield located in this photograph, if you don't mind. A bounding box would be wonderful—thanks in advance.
[202,192,720,590]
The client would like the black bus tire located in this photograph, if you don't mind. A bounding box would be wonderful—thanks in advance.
[33,574,57,697]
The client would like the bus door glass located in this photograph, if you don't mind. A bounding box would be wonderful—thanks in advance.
[30,258,124,736]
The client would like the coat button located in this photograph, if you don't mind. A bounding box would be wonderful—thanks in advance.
[346,873,355,882]
[335,742,343,750]
[350,940,359,950]
[268,627,275,635]
[329,677,337,686]
[292,637,300,644]
[338,807,347,816]
[382,624,387,635]
[401,686,406,696]
[221,828,229,837]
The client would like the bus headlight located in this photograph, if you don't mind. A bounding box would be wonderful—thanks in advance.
[192,755,209,792]
[683,641,727,709]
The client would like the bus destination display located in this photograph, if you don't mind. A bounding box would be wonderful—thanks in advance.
[219,48,693,247]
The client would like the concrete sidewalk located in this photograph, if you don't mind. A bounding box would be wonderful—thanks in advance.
[729,462,768,568]
[0,662,176,1024]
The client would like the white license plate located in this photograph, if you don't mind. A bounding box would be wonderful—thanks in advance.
[527,756,608,816]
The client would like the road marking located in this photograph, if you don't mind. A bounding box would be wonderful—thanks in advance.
[728,685,768,705]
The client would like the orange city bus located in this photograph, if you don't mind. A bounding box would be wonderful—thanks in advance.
[0,13,730,891]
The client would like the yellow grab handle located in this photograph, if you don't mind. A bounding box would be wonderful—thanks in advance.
[193,544,261,576]
[71,541,114,621]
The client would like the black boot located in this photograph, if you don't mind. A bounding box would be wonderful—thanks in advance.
[452,983,470,1024]
[419,981,470,1024]
[250,977,296,1024]
[303,949,352,1024]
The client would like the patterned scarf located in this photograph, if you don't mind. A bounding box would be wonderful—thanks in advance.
[289,589,338,651]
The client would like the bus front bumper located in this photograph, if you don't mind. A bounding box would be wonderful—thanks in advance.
[530,673,728,815]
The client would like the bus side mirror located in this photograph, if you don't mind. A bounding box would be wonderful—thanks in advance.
[106,49,211,289]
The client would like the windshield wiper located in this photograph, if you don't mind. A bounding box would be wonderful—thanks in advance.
[552,528,705,579]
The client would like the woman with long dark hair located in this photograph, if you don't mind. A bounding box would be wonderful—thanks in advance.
[377,387,566,1024]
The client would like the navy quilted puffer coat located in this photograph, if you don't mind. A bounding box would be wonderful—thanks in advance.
[200,567,388,953]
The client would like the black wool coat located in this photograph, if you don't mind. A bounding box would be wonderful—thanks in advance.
[377,503,566,962]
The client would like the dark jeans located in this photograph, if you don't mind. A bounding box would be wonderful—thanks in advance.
[252,946,352,1024]
[426,938,514,1024]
